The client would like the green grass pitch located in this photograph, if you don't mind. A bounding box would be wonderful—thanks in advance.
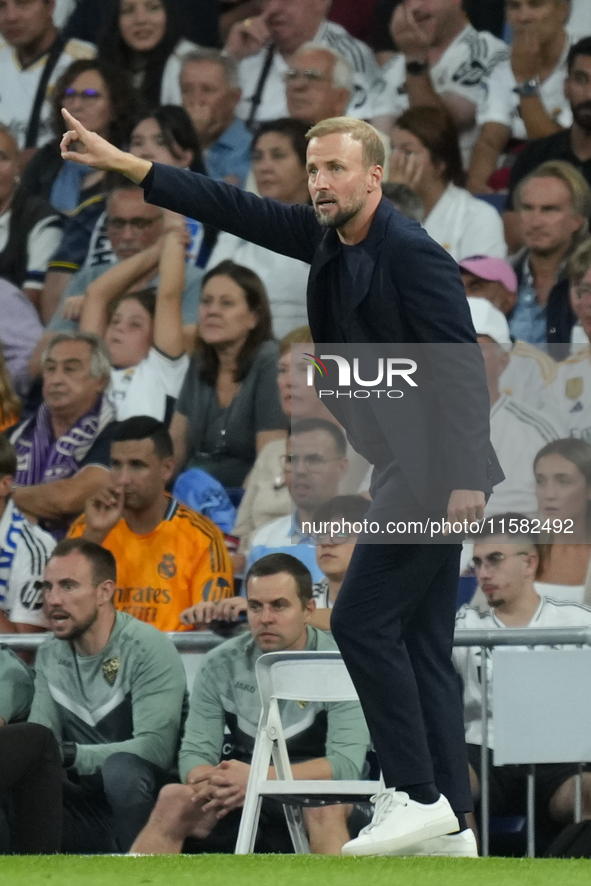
[0,855,590,886]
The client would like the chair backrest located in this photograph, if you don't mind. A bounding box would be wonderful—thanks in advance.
[255,651,358,718]
[492,648,591,765]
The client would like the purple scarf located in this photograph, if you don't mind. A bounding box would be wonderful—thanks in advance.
[11,395,115,486]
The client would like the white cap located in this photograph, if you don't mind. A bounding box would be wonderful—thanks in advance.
[467,297,512,352]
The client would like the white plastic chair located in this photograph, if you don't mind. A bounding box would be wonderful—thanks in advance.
[234,650,380,854]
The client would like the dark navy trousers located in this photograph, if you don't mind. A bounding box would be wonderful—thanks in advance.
[330,468,473,813]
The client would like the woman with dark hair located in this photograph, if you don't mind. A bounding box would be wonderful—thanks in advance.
[534,437,591,602]
[169,260,286,487]
[21,58,137,211]
[98,0,199,109]
[129,105,205,174]
[388,106,506,261]
[205,118,310,338]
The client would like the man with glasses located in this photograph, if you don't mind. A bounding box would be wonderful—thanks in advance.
[224,0,379,126]
[454,515,591,840]
[42,176,201,341]
[543,238,591,441]
[245,418,349,583]
[285,43,352,126]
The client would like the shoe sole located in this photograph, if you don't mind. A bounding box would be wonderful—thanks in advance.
[391,843,478,857]
[341,811,460,857]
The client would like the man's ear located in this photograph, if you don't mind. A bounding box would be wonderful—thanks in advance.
[0,474,14,498]
[161,455,175,484]
[303,597,317,621]
[97,579,116,606]
[368,164,383,192]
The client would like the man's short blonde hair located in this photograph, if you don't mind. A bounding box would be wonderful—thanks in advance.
[306,116,385,168]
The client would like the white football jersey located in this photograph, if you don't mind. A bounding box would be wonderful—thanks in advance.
[369,25,507,165]
[541,347,591,444]
[0,38,95,148]
[454,596,591,747]
[486,393,562,516]
[0,500,54,627]
[109,348,190,423]
[236,20,380,125]
[477,36,572,138]
[500,342,557,411]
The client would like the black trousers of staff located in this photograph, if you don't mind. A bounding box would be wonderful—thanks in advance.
[331,467,473,814]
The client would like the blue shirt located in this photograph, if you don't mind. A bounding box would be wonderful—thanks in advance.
[204,118,253,189]
[509,259,548,346]
[245,512,323,583]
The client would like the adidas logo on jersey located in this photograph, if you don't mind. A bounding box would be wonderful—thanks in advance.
[570,401,584,413]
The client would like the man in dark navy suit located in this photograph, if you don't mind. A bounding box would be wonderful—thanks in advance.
[59,108,502,857]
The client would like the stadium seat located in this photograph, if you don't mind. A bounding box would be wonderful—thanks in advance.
[235,650,380,854]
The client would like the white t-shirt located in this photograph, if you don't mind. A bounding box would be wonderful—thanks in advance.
[0,500,54,627]
[454,595,591,747]
[500,341,557,411]
[487,393,561,516]
[159,39,199,106]
[370,25,507,165]
[205,232,309,340]
[477,35,572,138]
[0,37,95,148]
[109,347,190,422]
[423,183,507,262]
[236,20,380,124]
[534,580,586,605]
[0,209,62,290]
[541,347,591,444]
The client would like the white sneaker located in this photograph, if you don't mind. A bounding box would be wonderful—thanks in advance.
[388,828,478,857]
[341,790,459,857]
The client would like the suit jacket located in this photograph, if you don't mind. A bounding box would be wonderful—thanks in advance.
[143,164,503,509]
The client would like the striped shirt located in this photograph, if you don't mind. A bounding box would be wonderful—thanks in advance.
[0,499,54,628]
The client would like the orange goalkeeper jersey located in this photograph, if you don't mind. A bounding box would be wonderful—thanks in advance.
[69,497,233,632]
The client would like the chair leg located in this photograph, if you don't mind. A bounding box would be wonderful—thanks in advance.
[283,804,311,854]
[235,727,274,854]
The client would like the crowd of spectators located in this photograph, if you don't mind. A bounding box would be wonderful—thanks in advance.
[3,0,591,859]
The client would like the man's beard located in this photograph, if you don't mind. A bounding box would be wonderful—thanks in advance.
[314,197,365,229]
[572,101,591,133]
[56,609,99,642]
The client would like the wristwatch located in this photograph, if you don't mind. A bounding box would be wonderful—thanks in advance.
[514,76,540,98]
[406,59,429,77]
